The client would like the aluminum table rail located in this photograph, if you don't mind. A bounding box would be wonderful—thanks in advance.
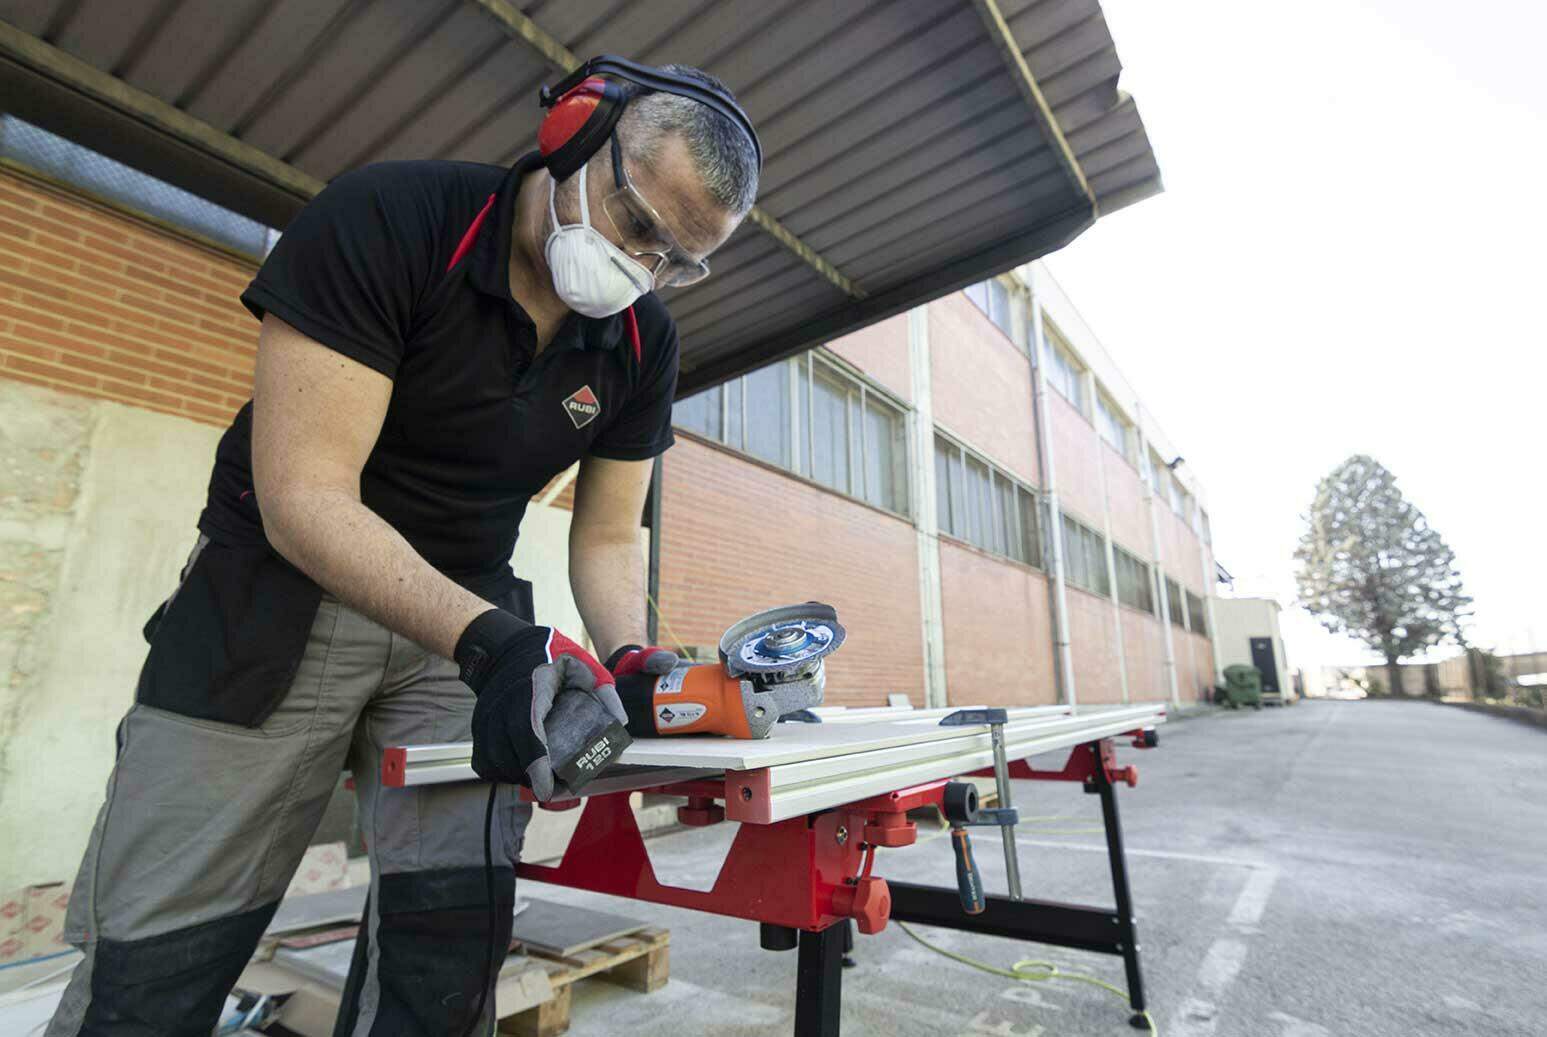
[381,703,1165,824]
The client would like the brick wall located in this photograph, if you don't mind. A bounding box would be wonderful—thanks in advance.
[0,169,581,512]
[827,313,911,403]
[0,168,257,427]
[938,539,1057,707]
[1101,442,1149,554]
[1184,631,1216,700]
[928,295,1037,484]
[1046,391,1105,520]
[1122,610,1166,701]
[1064,585,1125,705]
[657,435,924,707]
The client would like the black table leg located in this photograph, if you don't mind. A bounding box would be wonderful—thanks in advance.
[1095,764,1149,1028]
[794,924,844,1036]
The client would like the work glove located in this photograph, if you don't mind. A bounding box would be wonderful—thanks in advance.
[605,644,680,679]
[456,609,629,801]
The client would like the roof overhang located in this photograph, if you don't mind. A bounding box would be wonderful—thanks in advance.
[0,0,1162,393]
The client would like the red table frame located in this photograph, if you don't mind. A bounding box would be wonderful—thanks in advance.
[513,730,1158,1035]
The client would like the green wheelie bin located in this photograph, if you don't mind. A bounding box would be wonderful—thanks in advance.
[1222,664,1264,709]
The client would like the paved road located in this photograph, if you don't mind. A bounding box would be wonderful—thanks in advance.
[528,700,1547,1036]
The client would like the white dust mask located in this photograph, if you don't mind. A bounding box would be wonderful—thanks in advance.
[544,163,653,318]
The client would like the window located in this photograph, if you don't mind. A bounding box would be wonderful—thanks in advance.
[0,115,277,257]
[806,365,852,492]
[676,352,909,515]
[744,362,792,468]
[1095,392,1133,462]
[934,434,1041,566]
[964,281,988,313]
[862,394,907,514]
[1164,576,1185,629]
[1168,477,1187,518]
[1060,515,1110,596]
[1148,452,1167,495]
[1186,591,1208,635]
[1199,509,1213,545]
[966,279,1013,338]
[673,385,722,440]
[1042,321,1087,415]
[1114,546,1154,614]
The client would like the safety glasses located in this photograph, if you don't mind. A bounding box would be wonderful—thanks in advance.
[601,134,711,288]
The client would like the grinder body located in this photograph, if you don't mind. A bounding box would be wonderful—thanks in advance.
[621,662,759,738]
[617,602,846,740]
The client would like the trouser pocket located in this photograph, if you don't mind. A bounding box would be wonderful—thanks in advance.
[136,538,323,727]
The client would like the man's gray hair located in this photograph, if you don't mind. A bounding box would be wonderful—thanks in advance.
[616,64,759,217]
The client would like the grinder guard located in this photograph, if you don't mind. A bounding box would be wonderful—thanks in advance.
[627,603,846,739]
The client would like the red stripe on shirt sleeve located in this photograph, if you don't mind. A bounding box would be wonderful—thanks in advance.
[624,305,641,364]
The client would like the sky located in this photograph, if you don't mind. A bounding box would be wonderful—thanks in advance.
[1039,0,1547,673]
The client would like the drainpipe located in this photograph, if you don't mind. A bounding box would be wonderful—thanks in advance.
[908,305,949,709]
[1136,419,1180,706]
[1026,276,1076,708]
[1198,518,1222,695]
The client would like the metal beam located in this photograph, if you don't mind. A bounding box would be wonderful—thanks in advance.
[467,0,865,299]
[969,0,1096,213]
[0,19,323,206]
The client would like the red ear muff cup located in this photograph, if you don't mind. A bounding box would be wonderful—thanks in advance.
[538,76,609,158]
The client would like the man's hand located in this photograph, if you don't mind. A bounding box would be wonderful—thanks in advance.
[457,610,628,800]
[605,644,680,679]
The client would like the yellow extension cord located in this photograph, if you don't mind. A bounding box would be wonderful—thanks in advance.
[901,812,1158,1034]
[895,920,1158,1036]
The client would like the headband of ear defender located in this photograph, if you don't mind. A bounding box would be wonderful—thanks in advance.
[537,54,762,182]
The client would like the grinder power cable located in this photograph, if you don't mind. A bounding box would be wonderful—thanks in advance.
[614,602,846,740]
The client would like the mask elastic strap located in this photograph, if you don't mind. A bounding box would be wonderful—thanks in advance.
[547,163,593,229]
[576,162,592,227]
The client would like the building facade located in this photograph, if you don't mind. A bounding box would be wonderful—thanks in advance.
[656,264,1219,711]
[0,121,1213,887]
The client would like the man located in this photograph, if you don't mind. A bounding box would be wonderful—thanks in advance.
[47,61,759,1036]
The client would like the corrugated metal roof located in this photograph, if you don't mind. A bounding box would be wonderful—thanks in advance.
[0,0,1161,392]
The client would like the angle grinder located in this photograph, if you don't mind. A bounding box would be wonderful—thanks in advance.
[617,602,846,739]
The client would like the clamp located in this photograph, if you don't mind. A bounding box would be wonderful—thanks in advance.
[940,707,1023,901]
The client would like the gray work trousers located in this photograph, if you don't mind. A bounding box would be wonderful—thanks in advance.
[47,545,532,1037]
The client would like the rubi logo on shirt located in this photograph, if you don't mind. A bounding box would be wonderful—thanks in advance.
[562,385,600,429]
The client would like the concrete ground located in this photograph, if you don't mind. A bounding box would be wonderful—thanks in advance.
[524,699,1547,1036]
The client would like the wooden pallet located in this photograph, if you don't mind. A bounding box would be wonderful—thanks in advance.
[497,927,669,1037]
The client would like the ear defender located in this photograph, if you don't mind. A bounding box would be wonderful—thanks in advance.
[536,56,762,182]
[538,76,627,182]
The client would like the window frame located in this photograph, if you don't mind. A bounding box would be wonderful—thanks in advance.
[1113,544,1155,614]
[673,350,912,519]
[1059,513,1111,597]
[1164,575,1186,630]
[933,430,1042,568]
[1094,389,1135,464]
[1185,590,1208,635]
[1041,318,1088,418]
[965,278,1015,340]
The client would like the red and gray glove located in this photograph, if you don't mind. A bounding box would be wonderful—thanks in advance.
[605,644,680,679]
[457,610,628,801]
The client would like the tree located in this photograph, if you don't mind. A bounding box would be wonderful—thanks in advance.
[1294,455,1470,696]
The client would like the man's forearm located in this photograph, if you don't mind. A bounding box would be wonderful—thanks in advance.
[264,487,493,659]
[568,530,649,662]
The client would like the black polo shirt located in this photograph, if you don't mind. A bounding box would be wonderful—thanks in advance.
[197,153,679,600]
